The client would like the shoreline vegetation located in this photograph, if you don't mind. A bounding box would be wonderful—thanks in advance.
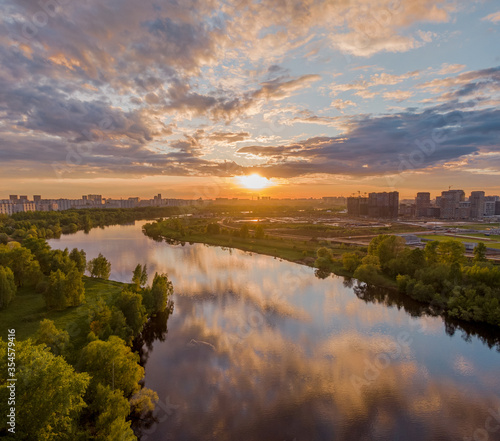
[0,218,174,439]
[143,218,500,329]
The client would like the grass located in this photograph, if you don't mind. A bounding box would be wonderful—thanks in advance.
[263,223,423,238]
[467,233,500,240]
[418,234,500,249]
[150,224,365,266]
[0,276,127,342]
[443,223,500,230]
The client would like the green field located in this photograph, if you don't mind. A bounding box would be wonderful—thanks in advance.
[467,233,500,240]
[148,223,367,266]
[0,277,127,342]
[443,223,500,230]
[418,234,500,249]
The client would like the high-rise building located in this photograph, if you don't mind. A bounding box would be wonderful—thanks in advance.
[87,194,102,203]
[348,192,398,218]
[9,195,18,202]
[469,191,485,219]
[495,201,500,216]
[484,196,499,217]
[440,190,465,219]
[458,201,471,219]
[368,191,399,218]
[415,192,431,217]
[153,193,163,206]
[33,195,42,203]
[347,197,369,216]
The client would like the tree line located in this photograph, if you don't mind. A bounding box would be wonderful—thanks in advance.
[315,236,500,327]
[0,206,182,242]
[143,218,266,241]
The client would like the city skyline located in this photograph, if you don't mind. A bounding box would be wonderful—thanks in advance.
[1,1,500,198]
[2,186,500,202]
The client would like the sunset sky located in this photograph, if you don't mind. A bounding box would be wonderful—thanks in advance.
[1,0,499,200]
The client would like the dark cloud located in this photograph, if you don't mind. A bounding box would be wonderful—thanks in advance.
[237,106,500,178]
[0,78,163,143]
[158,75,321,122]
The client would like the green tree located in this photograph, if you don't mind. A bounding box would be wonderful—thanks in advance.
[404,248,426,277]
[132,263,148,289]
[0,266,16,309]
[89,384,136,441]
[34,319,70,356]
[44,269,85,310]
[6,246,41,287]
[11,229,26,240]
[240,224,249,239]
[0,339,89,440]
[140,264,148,287]
[50,248,77,274]
[44,269,68,310]
[437,240,466,265]
[87,253,111,279]
[114,289,147,337]
[145,272,174,314]
[353,264,387,286]
[69,248,87,273]
[368,235,405,271]
[315,247,334,272]
[0,233,8,245]
[206,223,220,235]
[65,269,85,306]
[361,254,381,269]
[132,264,143,288]
[342,252,362,273]
[254,225,265,239]
[77,336,144,397]
[424,240,440,264]
[83,214,93,232]
[88,300,129,342]
[130,387,159,416]
[22,237,52,274]
[473,242,487,263]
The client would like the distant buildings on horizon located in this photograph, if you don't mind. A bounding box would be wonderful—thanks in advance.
[1,190,499,222]
[0,193,348,216]
[347,189,500,220]
[0,193,195,215]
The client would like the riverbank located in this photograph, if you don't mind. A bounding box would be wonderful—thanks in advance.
[142,221,361,267]
[141,220,399,286]
[142,219,500,329]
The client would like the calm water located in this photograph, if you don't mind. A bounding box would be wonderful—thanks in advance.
[49,221,500,441]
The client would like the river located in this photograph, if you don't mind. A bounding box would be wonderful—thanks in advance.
[49,220,500,441]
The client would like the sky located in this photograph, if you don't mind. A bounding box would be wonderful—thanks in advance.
[1,0,500,200]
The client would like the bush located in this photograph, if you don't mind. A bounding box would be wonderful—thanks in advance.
[353,264,387,286]
[342,252,361,273]
[87,253,111,279]
[0,265,16,309]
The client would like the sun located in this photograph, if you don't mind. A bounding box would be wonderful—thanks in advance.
[236,173,271,190]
